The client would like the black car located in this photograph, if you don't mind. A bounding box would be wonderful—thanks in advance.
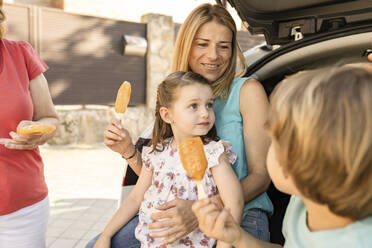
[224,0,372,244]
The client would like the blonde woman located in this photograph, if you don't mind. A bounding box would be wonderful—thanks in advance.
[88,3,273,247]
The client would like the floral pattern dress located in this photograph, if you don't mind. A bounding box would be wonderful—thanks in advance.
[135,138,236,248]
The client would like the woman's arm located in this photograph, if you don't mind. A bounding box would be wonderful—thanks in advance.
[192,199,282,248]
[94,162,153,248]
[212,152,244,248]
[1,73,59,150]
[103,117,143,175]
[240,80,271,203]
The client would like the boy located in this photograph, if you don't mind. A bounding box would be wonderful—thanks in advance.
[192,64,372,248]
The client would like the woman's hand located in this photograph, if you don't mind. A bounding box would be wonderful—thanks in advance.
[104,117,135,158]
[0,120,55,150]
[192,199,242,246]
[148,198,197,245]
[148,195,224,245]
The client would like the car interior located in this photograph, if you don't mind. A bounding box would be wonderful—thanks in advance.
[246,29,372,96]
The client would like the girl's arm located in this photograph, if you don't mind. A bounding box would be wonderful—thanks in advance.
[94,163,153,248]
[240,80,271,203]
[211,152,244,248]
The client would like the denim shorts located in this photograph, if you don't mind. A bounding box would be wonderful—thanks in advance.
[240,208,270,242]
[85,209,270,248]
[85,215,140,248]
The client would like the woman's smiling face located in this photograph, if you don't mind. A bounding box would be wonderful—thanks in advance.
[188,21,233,83]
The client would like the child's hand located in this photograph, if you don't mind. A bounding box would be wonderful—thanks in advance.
[192,199,242,246]
[93,235,111,248]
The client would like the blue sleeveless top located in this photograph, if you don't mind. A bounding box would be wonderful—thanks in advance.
[214,77,273,217]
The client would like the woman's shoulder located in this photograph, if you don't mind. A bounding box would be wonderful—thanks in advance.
[229,77,262,95]
[239,77,267,99]
[2,39,31,49]
[1,39,38,60]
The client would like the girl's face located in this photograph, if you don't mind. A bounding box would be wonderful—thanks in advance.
[189,21,233,83]
[165,83,215,144]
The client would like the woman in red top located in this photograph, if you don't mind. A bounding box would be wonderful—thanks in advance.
[0,2,59,247]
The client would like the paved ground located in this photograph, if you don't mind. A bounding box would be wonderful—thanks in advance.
[41,145,126,248]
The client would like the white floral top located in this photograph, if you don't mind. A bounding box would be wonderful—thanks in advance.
[135,138,236,248]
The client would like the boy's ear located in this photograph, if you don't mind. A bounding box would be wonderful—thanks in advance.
[159,106,173,124]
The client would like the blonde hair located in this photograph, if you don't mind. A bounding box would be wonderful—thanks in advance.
[267,66,372,219]
[0,0,6,39]
[171,3,246,99]
[152,71,217,152]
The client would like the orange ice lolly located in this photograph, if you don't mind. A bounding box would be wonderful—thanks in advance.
[179,137,208,199]
[17,124,56,136]
[115,81,131,114]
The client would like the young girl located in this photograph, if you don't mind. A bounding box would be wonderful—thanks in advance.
[94,71,244,248]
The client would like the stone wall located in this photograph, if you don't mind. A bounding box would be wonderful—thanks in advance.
[49,105,154,147]
[141,13,174,110]
[48,13,173,147]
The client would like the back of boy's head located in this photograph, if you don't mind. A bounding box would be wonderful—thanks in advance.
[268,65,372,220]
[151,71,215,152]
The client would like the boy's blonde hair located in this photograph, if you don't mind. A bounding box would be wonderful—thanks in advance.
[171,3,246,99]
[267,66,372,220]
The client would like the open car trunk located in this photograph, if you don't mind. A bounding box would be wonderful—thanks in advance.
[227,0,372,45]
[225,0,372,94]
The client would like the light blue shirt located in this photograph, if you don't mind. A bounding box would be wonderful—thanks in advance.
[283,196,372,248]
[214,77,273,218]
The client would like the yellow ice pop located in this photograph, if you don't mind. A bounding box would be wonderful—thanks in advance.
[17,124,56,136]
[115,81,131,113]
[179,137,208,199]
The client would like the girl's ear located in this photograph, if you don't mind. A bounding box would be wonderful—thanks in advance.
[159,106,173,124]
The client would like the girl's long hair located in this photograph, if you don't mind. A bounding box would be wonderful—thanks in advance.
[151,71,217,152]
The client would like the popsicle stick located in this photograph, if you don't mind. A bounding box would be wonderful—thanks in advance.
[115,113,125,126]
[196,180,206,199]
